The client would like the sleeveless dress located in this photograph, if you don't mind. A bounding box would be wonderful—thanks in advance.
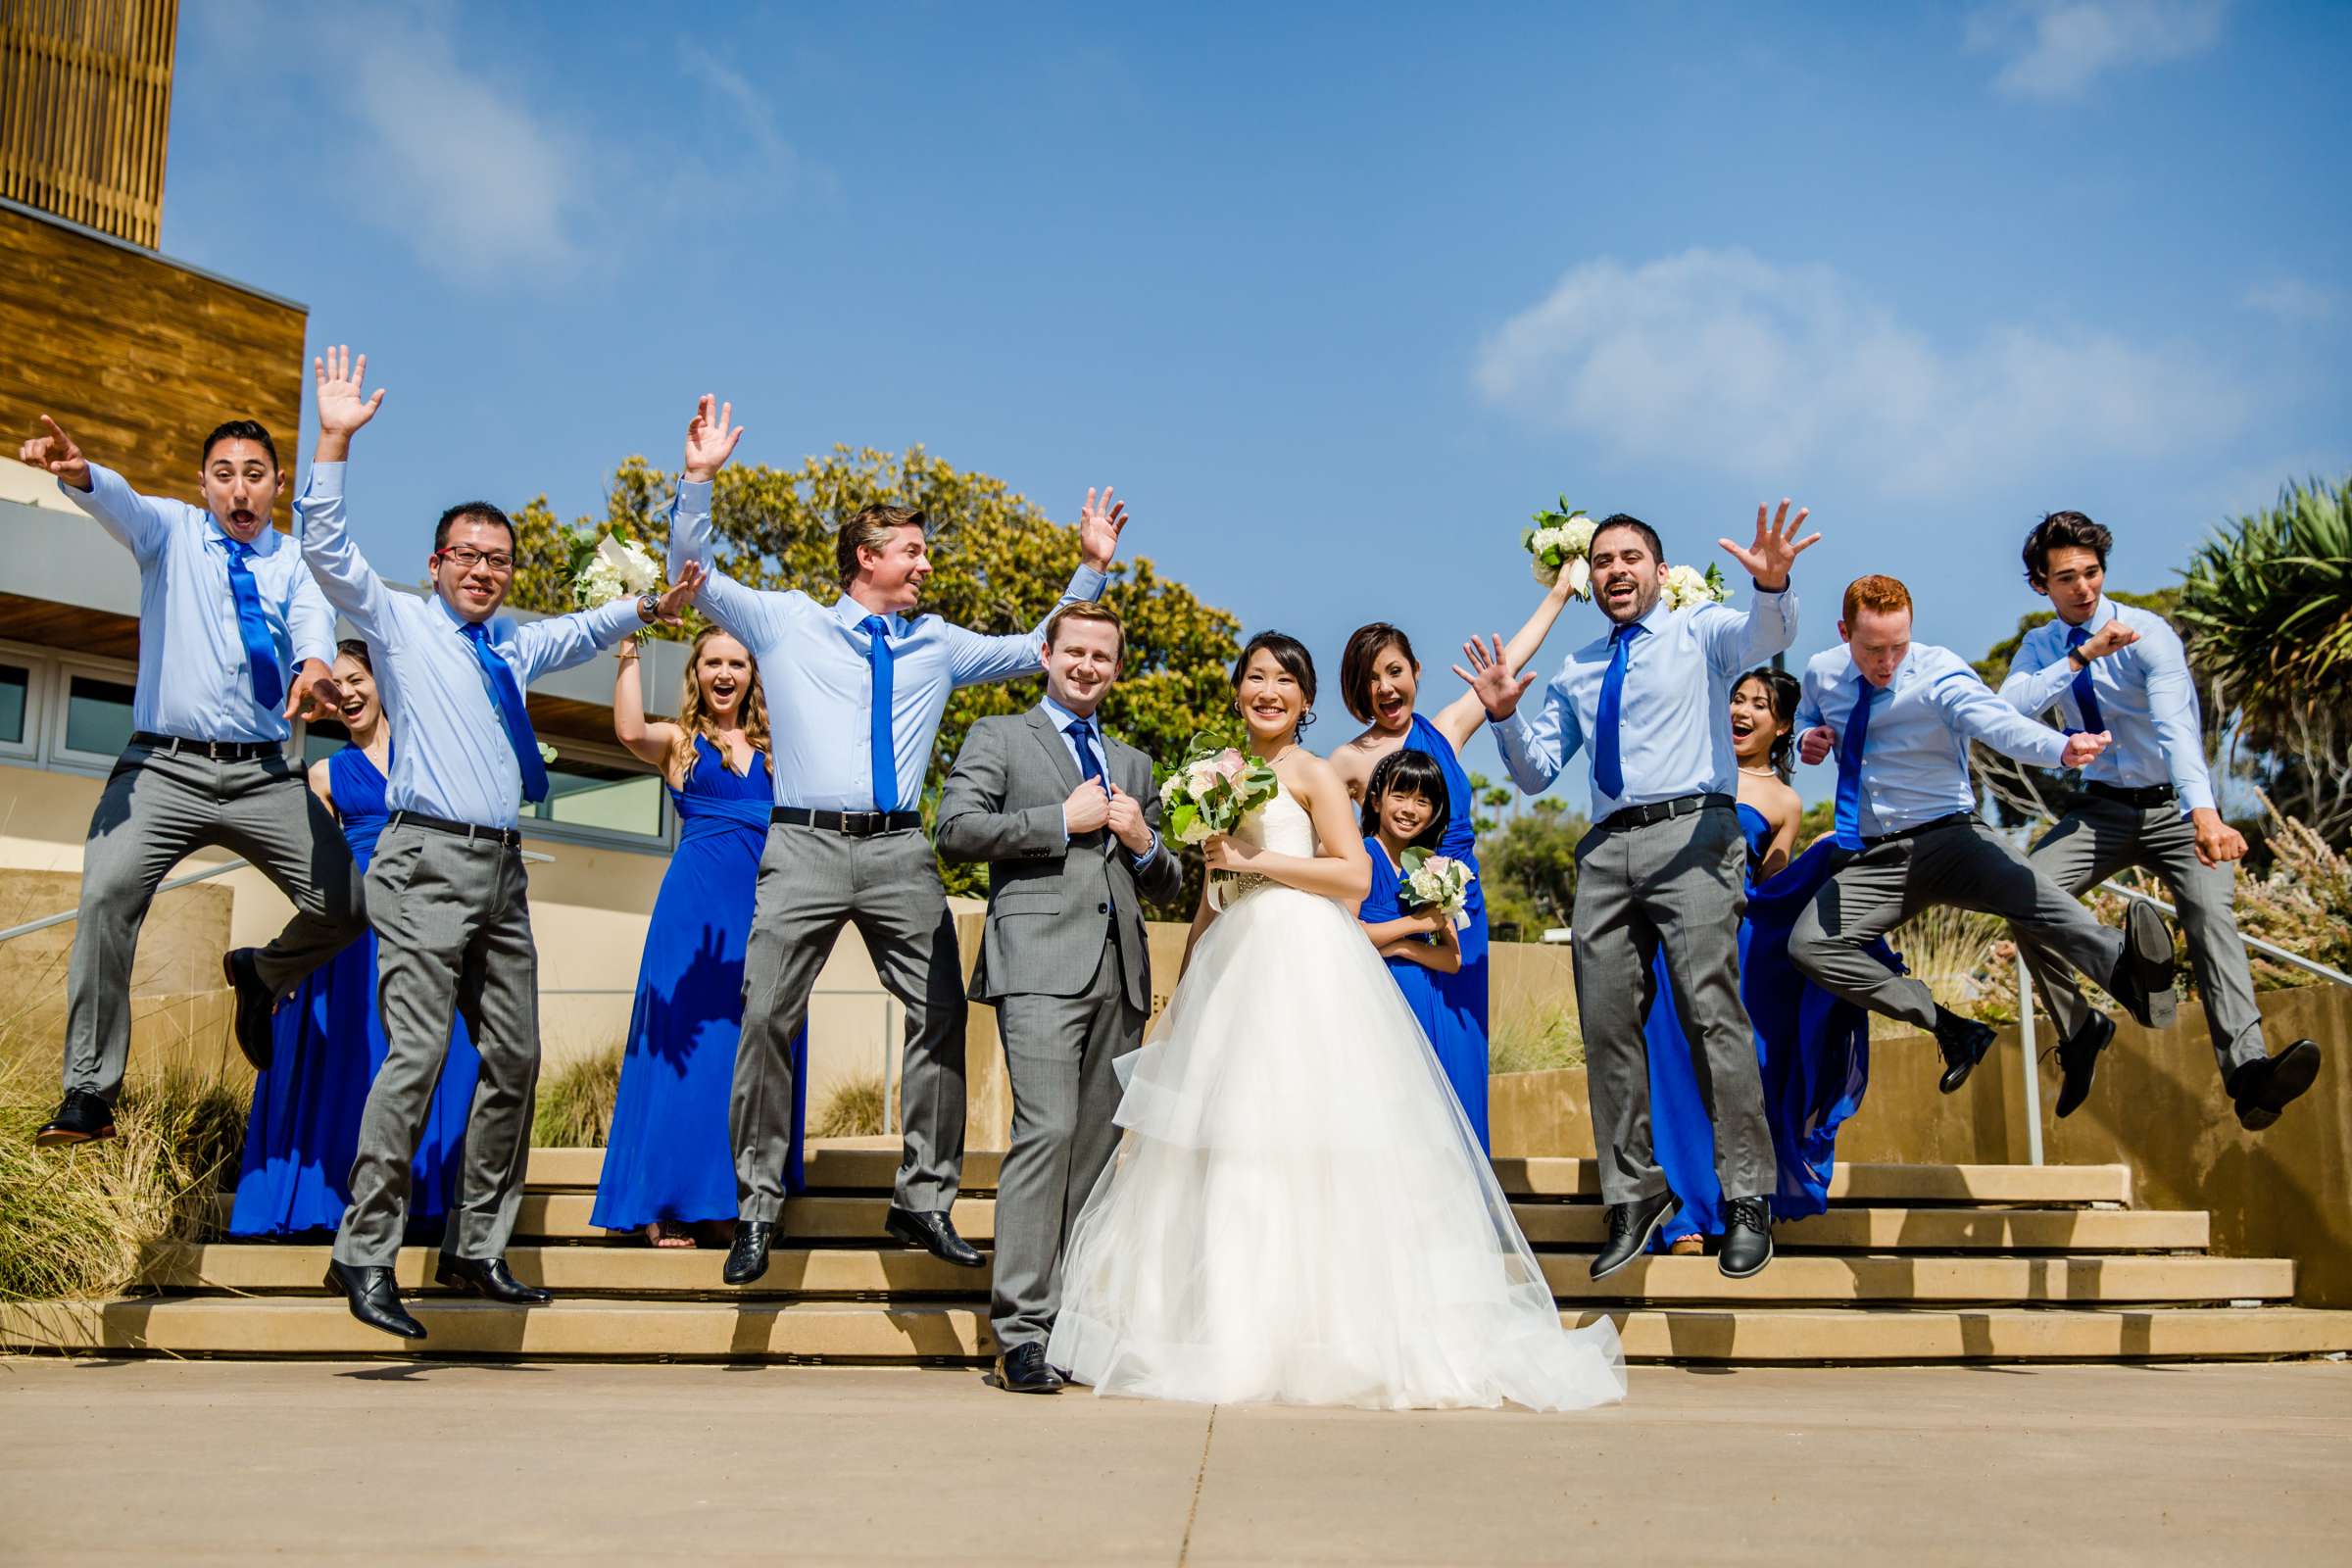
[592,737,807,1231]
[229,745,481,1237]
[1049,793,1625,1411]
[1399,714,1492,1148]
[1358,836,1461,1097]
[1647,805,1887,1245]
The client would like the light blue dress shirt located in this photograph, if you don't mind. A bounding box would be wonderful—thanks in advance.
[668,479,1107,811]
[1998,597,2216,813]
[1797,642,2069,838]
[1037,693,1159,865]
[1493,588,1798,813]
[297,463,642,830]
[61,462,335,744]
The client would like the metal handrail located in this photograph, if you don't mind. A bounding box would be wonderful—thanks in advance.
[2098,879,2352,990]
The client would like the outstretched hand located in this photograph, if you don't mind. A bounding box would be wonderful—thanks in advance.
[2060,730,2112,768]
[1449,634,1538,722]
[648,561,707,625]
[19,415,91,491]
[283,660,346,723]
[1718,499,1819,591]
[314,346,386,458]
[1797,724,1836,766]
[683,395,744,483]
[1078,486,1128,570]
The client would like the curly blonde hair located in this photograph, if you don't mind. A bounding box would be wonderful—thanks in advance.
[666,624,770,784]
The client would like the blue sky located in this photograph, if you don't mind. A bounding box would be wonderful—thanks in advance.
[164,1,2351,809]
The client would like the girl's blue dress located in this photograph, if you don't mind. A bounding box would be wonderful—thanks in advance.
[1398,713,1492,1149]
[592,736,806,1230]
[1647,805,1892,1246]
[1361,831,1490,1150]
[229,745,481,1237]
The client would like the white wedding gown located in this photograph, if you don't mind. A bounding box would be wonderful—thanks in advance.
[1047,794,1627,1411]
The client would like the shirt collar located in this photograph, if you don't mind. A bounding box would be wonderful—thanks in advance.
[1038,693,1096,737]
[433,593,504,640]
[207,519,282,557]
[833,590,906,636]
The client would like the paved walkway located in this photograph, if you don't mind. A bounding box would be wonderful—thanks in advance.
[2,1358,2346,1564]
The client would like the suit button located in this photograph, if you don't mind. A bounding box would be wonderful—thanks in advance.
[1098,902,1109,914]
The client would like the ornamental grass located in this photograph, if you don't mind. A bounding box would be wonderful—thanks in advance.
[531,1043,622,1148]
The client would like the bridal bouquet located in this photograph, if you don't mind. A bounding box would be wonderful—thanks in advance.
[1159,731,1282,905]
[1659,562,1731,612]
[567,524,662,611]
[1399,847,1475,931]
[1524,497,1595,596]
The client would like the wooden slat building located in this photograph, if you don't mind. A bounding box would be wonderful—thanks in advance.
[1,0,176,249]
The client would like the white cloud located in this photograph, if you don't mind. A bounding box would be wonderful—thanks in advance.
[1967,1,2228,99]
[1473,247,2244,496]
[2241,276,2342,324]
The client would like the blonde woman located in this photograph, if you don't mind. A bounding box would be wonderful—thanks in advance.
[590,627,806,1248]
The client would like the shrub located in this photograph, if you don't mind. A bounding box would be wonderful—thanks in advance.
[532,1044,621,1148]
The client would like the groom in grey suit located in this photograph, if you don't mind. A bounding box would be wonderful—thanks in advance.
[936,601,1184,1395]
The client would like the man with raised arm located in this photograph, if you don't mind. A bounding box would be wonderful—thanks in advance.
[1787,573,2180,1103]
[664,397,1128,1289]
[1457,503,1819,1284]
[1999,512,2321,1129]
[298,349,699,1340]
[17,411,364,1151]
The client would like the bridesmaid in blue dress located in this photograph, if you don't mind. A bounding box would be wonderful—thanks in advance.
[1333,579,1577,1150]
[230,641,480,1237]
[1647,667,1889,1252]
[591,627,807,1248]
[1355,750,1472,1126]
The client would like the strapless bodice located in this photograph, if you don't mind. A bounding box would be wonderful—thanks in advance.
[1239,791,1318,857]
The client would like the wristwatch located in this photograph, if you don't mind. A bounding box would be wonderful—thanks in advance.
[2067,647,2090,670]
[635,592,660,624]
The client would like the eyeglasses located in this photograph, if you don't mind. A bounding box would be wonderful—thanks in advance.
[438,546,515,573]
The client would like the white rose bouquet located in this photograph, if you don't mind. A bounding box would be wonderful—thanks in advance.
[1659,562,1731,612]
[1524,497,1596,597]
[1399,847,1475,931]
[568,526,662,611]
[1158,730,1283,906]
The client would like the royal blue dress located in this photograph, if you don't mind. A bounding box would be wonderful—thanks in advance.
[1646,804,1889,1245]
[1398,713,1492,1149]
[592,737,806,1231]
[229,746,481,1237]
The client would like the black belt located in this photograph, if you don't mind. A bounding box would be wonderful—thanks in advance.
[386,810,522,849]
[131,731,283,763]
[1596,792,1737,833]
[771,807,923,837]
[2085,781,2177,808]
[1861,810,1975,849]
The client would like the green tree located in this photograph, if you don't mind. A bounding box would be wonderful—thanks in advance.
[1464,770,1514,837]
[508,447,1244,910]
[1479,798,1588,941]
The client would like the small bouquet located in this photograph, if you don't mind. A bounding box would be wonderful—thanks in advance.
[567,524,662,611]
[1399,847,1475,931]
[1524,497,1596,597]
[1157,730,1282,906]
[1659,562,1731,612]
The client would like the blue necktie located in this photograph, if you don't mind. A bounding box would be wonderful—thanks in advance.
[2066,624,2105,735]
[1833,681,1876,851]
[1592,623,1641,801]
[1065,718,1106,789]
[860,615,899,812]
[220,539,285,711]
[460,622,549,804]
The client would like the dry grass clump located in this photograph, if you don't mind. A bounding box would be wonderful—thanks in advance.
[810,1073,891,1139]
[1490,1000,1586,1075]
[532,1043,622,1148]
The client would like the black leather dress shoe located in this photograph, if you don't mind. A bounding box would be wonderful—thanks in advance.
[1590,1189,1679,1281]
[2111,903,2179,1031]
[994,1342,1064,1395]
[1718,1196,1774,1279]
[722,1220,774,1286]
[2053,1012,2117,1119]
[1934,1007,1996,1095]
[222,948,275,1071]
[326,1260,426,1340]
[885,1206,986,1268]
[2230,1040,2323,1132]
[435,1254,553,1304]
[34,1089,116,1149]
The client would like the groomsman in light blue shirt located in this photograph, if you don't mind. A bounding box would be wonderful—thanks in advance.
[295,349,699,1341]
[1461,502,1818,1283]
[17,413,368,1151]
[1788,573,2180,1105]
[2000,512,2320,1130]
[662,398,1130,1289]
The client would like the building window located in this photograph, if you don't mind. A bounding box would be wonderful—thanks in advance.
[60,670,138,761]
[522,738,672,851]
[0,657,34,759]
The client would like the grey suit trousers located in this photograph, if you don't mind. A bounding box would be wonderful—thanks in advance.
[1572,803,1775,1207]
[734,823,967,1221]
[333,823,540,1269]
[68,739,366,1102]
[2017,796,2266,1079]
[1789,815,2126,1033]
[991,935,1143,1350]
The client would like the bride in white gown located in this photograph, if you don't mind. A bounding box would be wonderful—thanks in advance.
[1048,632,1626,1411]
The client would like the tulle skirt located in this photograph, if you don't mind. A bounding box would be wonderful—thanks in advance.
[1048,883,1626,1412]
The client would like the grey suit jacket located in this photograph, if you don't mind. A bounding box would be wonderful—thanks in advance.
[936,706,1184,1009]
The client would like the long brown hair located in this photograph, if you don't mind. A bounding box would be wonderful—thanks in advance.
[666,625,770,784]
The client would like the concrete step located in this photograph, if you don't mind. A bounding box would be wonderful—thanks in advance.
[138,1244,2290,1307]
[9,1297,2348,1364]
[519,1147,2139,1207]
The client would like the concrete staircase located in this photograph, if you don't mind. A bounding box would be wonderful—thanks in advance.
[8,1144,2350,1364]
